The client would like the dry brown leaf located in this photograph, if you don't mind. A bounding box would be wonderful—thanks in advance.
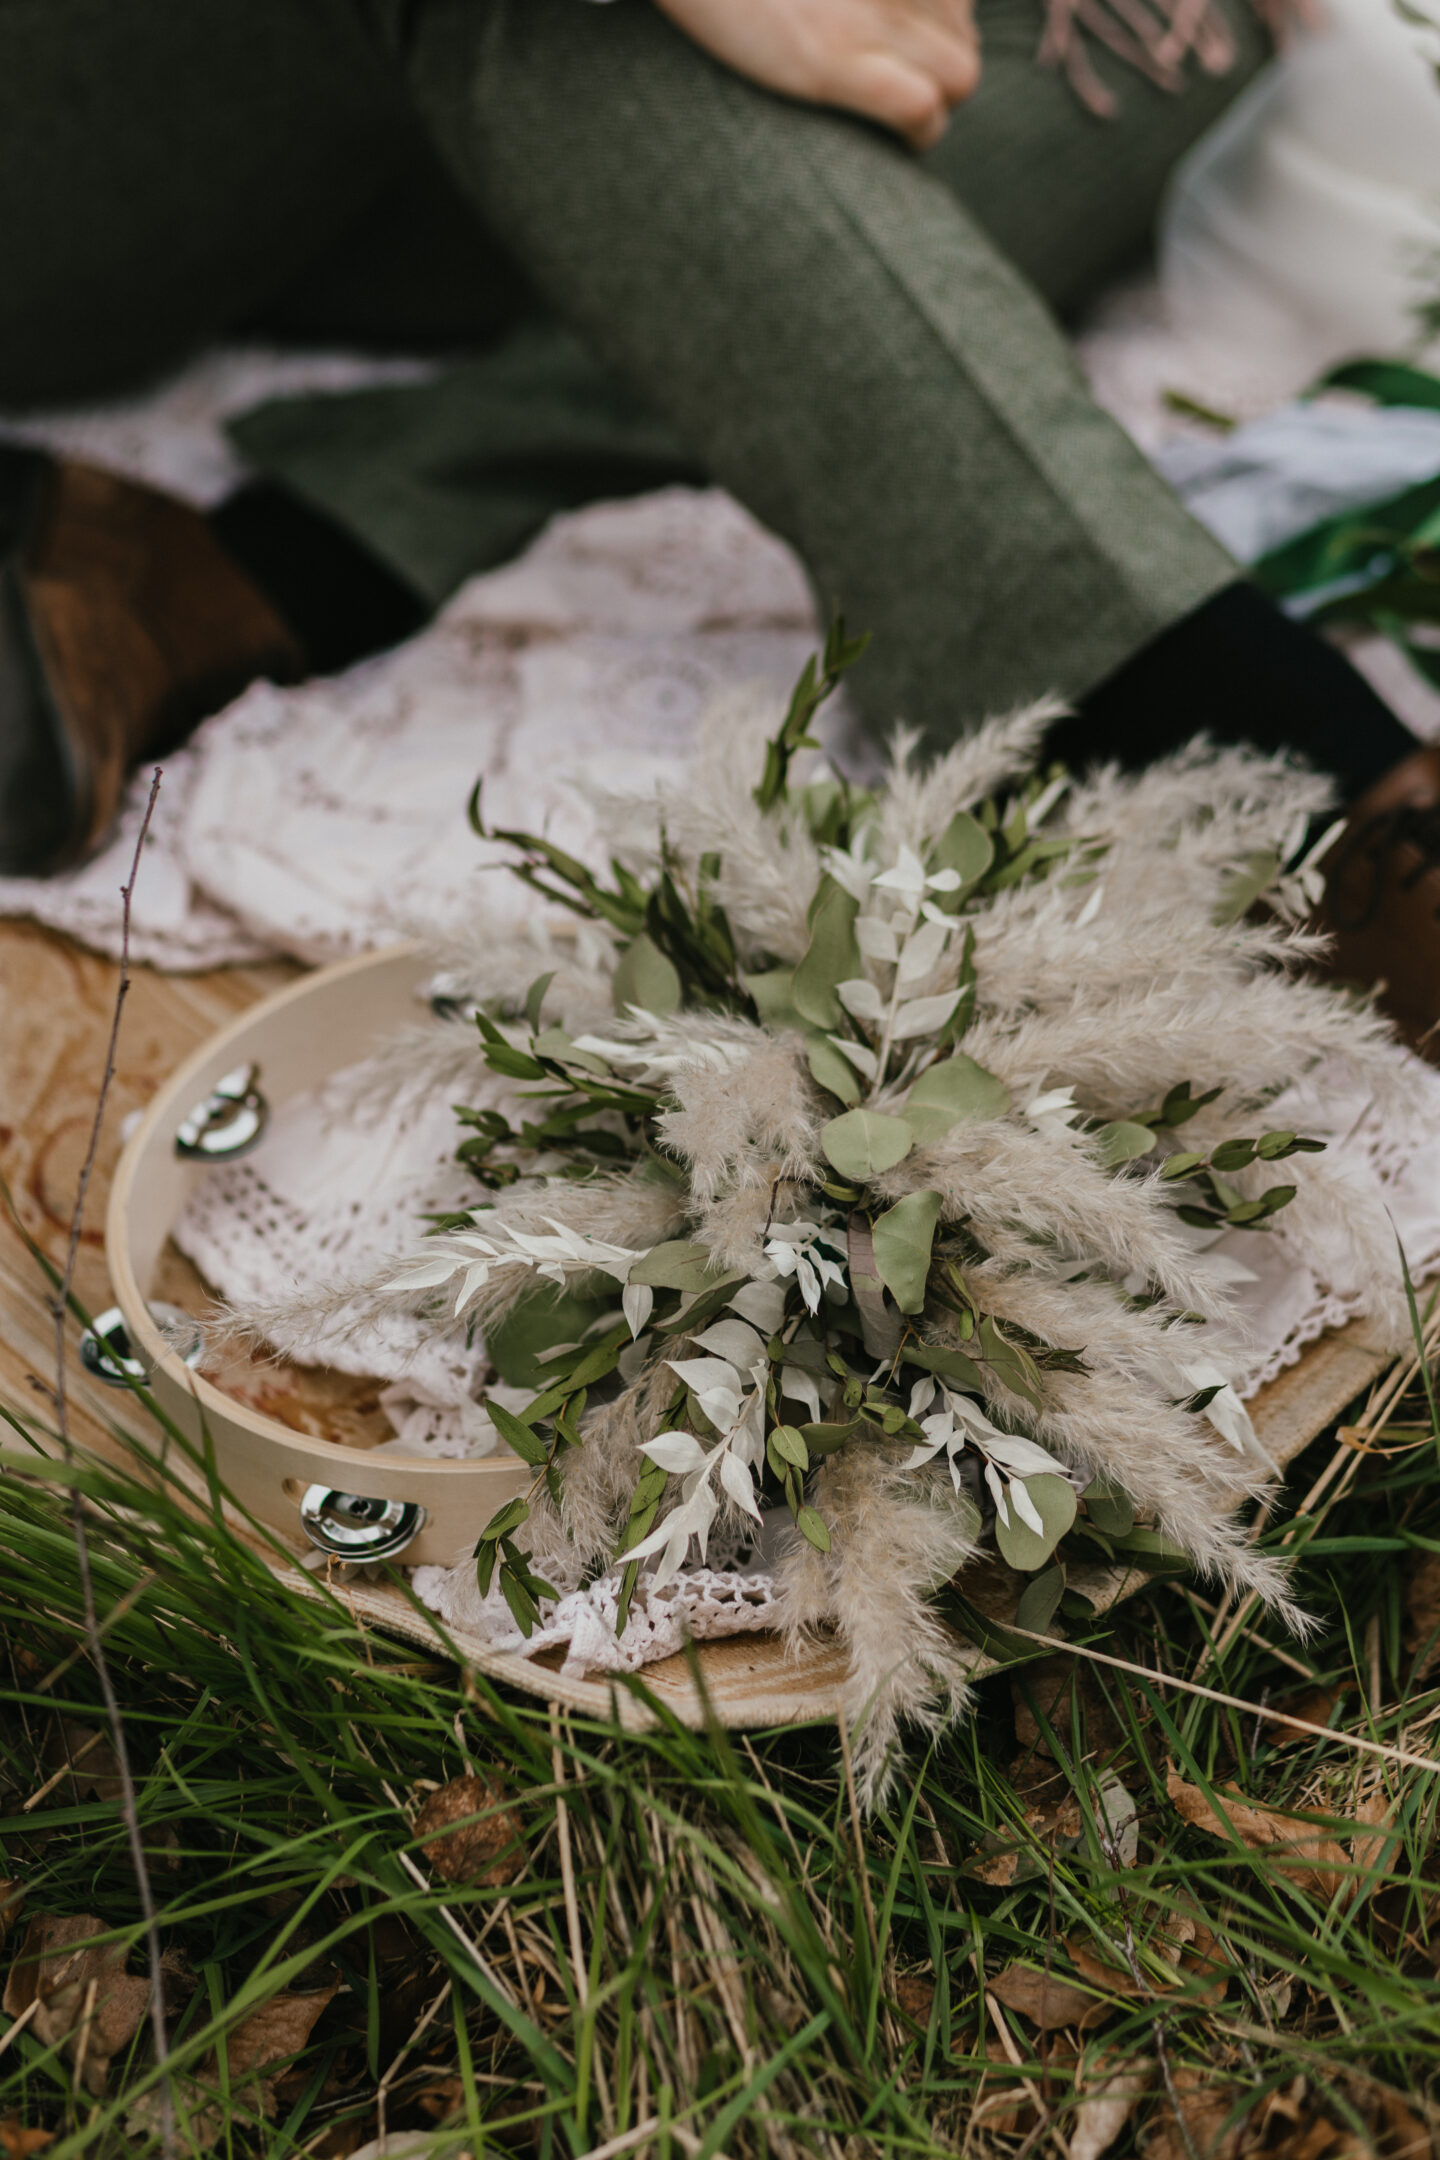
[1267,1687,1352,1746]
[224,1978,340,2085]
[988,1961,1111,2032]
[965,1758,1084,1884]
[412,1776,524,1887]
[1349,2080,1432,2160]
[1167,1772,1346,1898]
[1071,2055,1154,2160]
[892,1969,936,2023]
[39,1723,124,1807]
[1013,1655,1124,1765]
[1403,1549,1440,1682]
[1347,1791,1403,1906]
[1144,2066,1247,2160]
[0,2121,54,2159]
[126,1974,340,2153]
[1066,1938,1150,2000]
[0,1886,24,1944]
[1,1915,150,2095]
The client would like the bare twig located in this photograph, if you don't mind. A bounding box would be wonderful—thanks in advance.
[1006,1624,1440,1777]
[48,769,174,2156]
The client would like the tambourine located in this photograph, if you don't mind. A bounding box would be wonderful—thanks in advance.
[103,943,532,1571]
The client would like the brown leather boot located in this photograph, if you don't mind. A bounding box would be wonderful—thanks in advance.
[1321,744,1440,1061]
[0,447,302,878]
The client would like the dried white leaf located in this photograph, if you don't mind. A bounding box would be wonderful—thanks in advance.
[719,1447,762,1519]
[640,1431,708,1474]
[837,977,885,1023]
[622,1283,655,1340]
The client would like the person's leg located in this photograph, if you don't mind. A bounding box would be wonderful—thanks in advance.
[0,0,427,407]
[0,0,468,873]
[352,0,1240,746]
[929,0,1272,324]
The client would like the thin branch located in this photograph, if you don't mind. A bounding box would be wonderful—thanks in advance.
[1007,1624,1440,1777]
[49,768,175,2157]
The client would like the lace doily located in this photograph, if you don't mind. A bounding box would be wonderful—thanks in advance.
[0,477,827,970]
[173,1030,1440,1673]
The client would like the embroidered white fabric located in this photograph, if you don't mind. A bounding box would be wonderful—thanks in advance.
[171,1024,1440,1673]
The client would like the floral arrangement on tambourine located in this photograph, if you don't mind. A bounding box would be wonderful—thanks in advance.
[263,629,1423,1795]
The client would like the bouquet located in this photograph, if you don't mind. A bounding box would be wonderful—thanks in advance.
[262,630,1421,1796]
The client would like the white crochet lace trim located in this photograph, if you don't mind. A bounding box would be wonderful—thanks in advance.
[411,1560,783,1679]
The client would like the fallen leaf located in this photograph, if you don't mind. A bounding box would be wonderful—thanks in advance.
[988,1961,1111,2032]
[892,1969,937,2023]
[412,1776,524,1886]
[1066,1938,1148,2000]
[0,1886,24,1943]
[1267,1686,1351,1746]
[1346,1790,1403,1908]
[965,1757,1083,1884]
[0,2121,54,2159]
[224,1979,340,2084]
[1167,1772,1346,1898]
[1144,2066,1247,2160]
[1346,2078,1431,2160]
[1403,1550,1440,1682]
[1013,1655,1124,1765]
[1071,2055,1153,2160]
[124,1975,339,2153]
[1,1915,150,2095]
[38,1723,124,1807]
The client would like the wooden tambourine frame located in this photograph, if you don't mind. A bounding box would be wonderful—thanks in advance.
[103,943,1399,1728]
[106,942,533,1571]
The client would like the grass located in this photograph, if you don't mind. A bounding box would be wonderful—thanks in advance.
[3,1332,1440,2157]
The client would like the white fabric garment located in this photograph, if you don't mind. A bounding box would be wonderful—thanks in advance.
[0,483,828,969]
[1160,0,1440,401]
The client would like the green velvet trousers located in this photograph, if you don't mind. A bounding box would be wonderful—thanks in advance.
[0,0,1268,741]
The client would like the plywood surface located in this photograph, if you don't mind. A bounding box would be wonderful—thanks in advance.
[0,916,1398,1730]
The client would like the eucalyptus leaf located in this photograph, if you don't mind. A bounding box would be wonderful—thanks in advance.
[846,1213,903,1359]
[629,1241,727,1292]
[821,1109,914,1182]
[1094,1120,1158,1169]
[902,1053,1010,1144]
[743,967,804,1030]
[1107,1525,1192,1574]
[806,1033,863,1105]
[1013,1564,1066,1636]
[792,883,863,1030]
[1213,848,1280,926]
[929,810,995,908]
[902,1341,985,1393]
[612,932,681,1018]
[994,1473,1077,1572]
[800,1418,866,1456]
[1081,1474,1135,1538]
[486,1283,611,1390]
[796,1506,832,1553]
[870,1190,943,1316]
